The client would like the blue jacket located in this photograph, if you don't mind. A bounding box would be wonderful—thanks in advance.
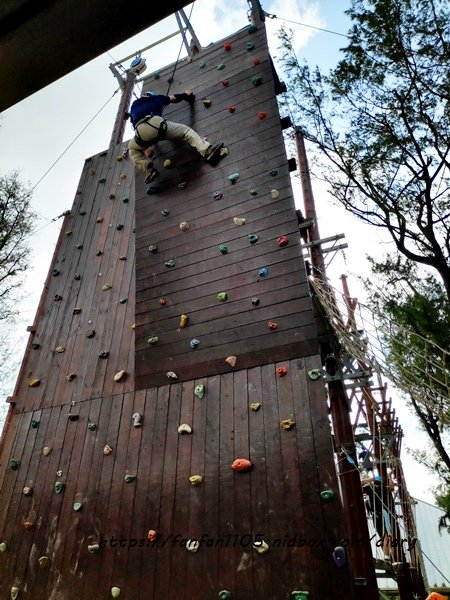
[129,94,170,126]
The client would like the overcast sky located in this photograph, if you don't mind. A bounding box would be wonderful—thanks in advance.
[0,0,439,503]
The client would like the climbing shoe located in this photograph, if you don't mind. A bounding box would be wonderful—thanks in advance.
[206,143,224,166]
[144,166,159,184]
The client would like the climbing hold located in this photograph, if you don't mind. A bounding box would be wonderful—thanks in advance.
[148,245,158,253]
[276,366,288,377]
[31,419,40,428]
[119,297,127,304]
[73,502,83,511]
[114,370,126,382]
[246,42,255,50]
[258,268,269,277]
[249,189,258,196]
[277,235,289,247]
[52,269,60,276]
[233,217,246,226]
[250,402,261,411]
[147,529,158,541]
[54,294,63,301]
[43,447,52,456]
[194,384,205,399]
[248,234,259,244]
[228,172,240,184]
[85,329,95,339]
[88,168,95,176]
[251,74,262,86]
[231,459,252,472]
[74,273,81,280]
[166,371,178,380]
[98,350,109,359]
[269,169,278,177]
[252,57,261,65]
[251,297,260,306]
[73,307,82,315]
[162,159,172,169]
[28,378,41,387]
[88,422,96,431]
[116,224,124,231]
[122,196,129,203]
[280,418,295,430]
[0,542,6,552]
[217,63,225,70]
[199,62,207,69]
[258,111,267,120]
[189,475,203,486]
[24,521,34,530]
[119,256,127,261]
[32,343,40,350]
[271,189,280,199]
[10,587,20,600]
[190,338,200,349]
[219,592,232,600]
[223,41,232,51]
[178,424,192,434]
[202,99,212,107]
[219,244,228,254]
[99,178,106,184]
[186,540,200,552]
[68,413,79,421]
[132,413,142,427]
[291,592,309,600]
[124,474,136,483]
[217,292,227,302]
[161,208,170,217]
[308,369,322,380]
[65,230,73,236]
[179,221,190,231]
[167,76,174,84]
[222,79,230,86]
[153,71,160,79]
[165,259,176,268]
[148,336,159,345]
[103,445,113,456]
[320,489,335,502]
[267,321,278,330]
[54,345,65,353]
[332,546,346,567]
[88,543,100,553]
[248,24,257,33]
[66,373,77,382]
[111,587,121,598]
[38,555,49,569]
[213,191,223,200]
[79,209,86,215]
[253,539,269,553]
[102,283,112,291]
[146,186,158,195]
[225,356,237,367]
[23,486,32,495]
[227,104,236,113]
[8,459,20,470]
[178,181,187,189]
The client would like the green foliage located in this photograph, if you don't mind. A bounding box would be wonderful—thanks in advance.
[277,0,450,299]
[0,171,34,319]
[436,487,450,533]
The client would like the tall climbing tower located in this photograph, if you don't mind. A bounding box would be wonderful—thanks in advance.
[0,7,423,600]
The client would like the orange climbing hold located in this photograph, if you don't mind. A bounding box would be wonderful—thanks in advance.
[227,105,236,113]
[147,529,158,541]
[159,298,166,306]
[267,321,278,330]
[276,366,288,377]
[253,57,261,65]
[231,459,252,472]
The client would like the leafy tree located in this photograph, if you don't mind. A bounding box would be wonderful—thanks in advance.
[277,0,450,302]
[0,171,34,320]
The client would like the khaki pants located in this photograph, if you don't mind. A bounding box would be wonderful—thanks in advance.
[128,115,211,173]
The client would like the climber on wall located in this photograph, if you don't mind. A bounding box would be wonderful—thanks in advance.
[125,90,225,184]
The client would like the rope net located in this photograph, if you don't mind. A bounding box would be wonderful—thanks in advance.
[310,277,450,426]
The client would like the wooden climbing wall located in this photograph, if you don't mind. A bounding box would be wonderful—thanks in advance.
[0,23,356,600]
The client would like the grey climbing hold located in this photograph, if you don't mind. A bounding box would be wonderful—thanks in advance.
[165,259,176,268]
[68,414,79,421]
[73,502,83,511]
[248,234,259,244]
[148,244,157,253]
[166,371,178,380]
[96,250,103,256]
[251,297,260,306]
[99,178,106,184]
[219,244,228,254]
[213,191,223,200]
[88,422,97,430]
[132,413,142,427]
[76,244,83,250]
[258,268,269,277]
[228,172,240,184]
[161,208,170,217]
[52,269,60,276]
[122,197,129,203]
[190,338,200,349]
[249,189,258,196]
[32,343,40,350]
[179,222,190,231]
[74,273,81,280]
[66,373,76,382]
[178,181,187,189]
[98,350,109,359]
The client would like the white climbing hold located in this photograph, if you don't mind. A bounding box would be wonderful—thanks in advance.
[271,189,280,199]
[186,539,200,552]
[178,424,192,434]
[11,587,20,600]
[166,371,178,380]
[225,356,237,367]
[42,446,52,456]
[114,370,126,382]
[103,445,113,455]
[253,539,269,553]
[111,587,121,598]
[233,217,246,226]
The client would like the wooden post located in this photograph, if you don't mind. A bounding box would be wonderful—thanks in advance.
[109,71,136,148]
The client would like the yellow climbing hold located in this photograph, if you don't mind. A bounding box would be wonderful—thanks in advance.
[250,403,261,411]
[28,378,41,388]
[189,475,203,486]
[233,217,246,226]
[179,314,189,328]
[114,370,126,382]
[11,587,20,600]
[163,159,172,168]
[111,588,121,598]
[54,346,65,353]
[96,216,104,223]
[102,283,112,291]
[280,418,296,430]
[38,556,49,568]
[42,446,52,456]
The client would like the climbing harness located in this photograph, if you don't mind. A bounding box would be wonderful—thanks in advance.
[133,115,167,148]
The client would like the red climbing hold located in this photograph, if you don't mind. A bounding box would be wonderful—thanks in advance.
[277,235,289,247]
[159,298,166,306]
[258,111,267,120]
[267,321,278,330]
[276,367,288,377]
[231,459,252,472]
[222,80,230,87]
[253,57,261,65]
[227,105,236,113]
[223,41,232,51]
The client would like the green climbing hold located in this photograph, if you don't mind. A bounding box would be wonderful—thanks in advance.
[251,74,262,86]
[31,420,39,429]
[9,459,20,471]
[248,24,257,33]
[248,234,259,244]
[320,489,335,502]
[122,197,129,203]
[153,72,160,79]
[96,250,103,256]
[269,169,278,177]
[308,369,322,380]
[217,63,225,70]
[99,178,106,184]
[246,42,255,50]
[165,259,176,268]
[54,481,65,494]
[219,244,228,254]
[217,292,227,302]
[194,384,205,399]
[116,224,124,231]
[148,336,159,345]
[161,208,170,216]
[0,542,7,552]
[88,422,97,431]
[124,474,135,483]
[228,172,240,184]
[199,62,206,68]
[219,592,232,600]
[291,592,309,600]
[119,298,127,304]
[86,329,95,338]
[73,502,83,511]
